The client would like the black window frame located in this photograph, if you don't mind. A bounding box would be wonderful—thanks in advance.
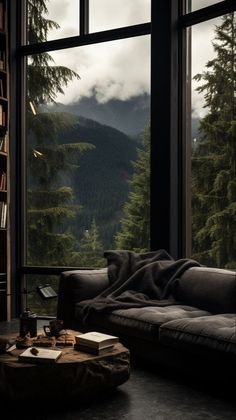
[179,0,236,257]
[10,0,153,315]
[8,0,236,317]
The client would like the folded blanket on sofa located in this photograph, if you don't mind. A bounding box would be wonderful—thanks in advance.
[79,249,201,323]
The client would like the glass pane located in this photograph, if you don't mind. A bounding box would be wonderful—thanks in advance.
[189,13,236,268]
[187,0,225,13]
[25,35,150,267]
[26,0,79,43]
[89,0,151,33]
[25,275,59,317]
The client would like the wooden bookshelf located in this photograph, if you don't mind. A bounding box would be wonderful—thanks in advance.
[0,0,10,321]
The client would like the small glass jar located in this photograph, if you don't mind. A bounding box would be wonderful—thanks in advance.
[19,308,37,337]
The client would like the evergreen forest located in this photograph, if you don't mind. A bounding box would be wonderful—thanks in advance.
[26,0,144,272]
[192,12,236,269]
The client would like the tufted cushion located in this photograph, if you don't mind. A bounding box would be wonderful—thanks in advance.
[160,314,236,356]
[173,266,236,313]
[75,304,210,341]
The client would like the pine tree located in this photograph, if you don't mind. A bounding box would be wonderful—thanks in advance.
[27,0,59,45]
[72,219,105,267]
[115,126,150,252]
[192,13,236,268]
[27,0,94,265]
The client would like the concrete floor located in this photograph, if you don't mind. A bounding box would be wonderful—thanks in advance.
[0,319,235,419]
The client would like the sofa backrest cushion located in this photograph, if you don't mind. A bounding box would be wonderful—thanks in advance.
[172,266,236,313]
[57,268,109,327]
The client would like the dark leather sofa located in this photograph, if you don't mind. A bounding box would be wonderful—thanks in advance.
[57,265,236,381]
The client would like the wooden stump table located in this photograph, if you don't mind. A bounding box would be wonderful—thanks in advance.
[0,332,130,402]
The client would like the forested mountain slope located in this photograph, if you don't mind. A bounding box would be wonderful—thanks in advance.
[56,114,138,247]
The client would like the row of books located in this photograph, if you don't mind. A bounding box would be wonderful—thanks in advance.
[0,135,7,152]
[0,104,6,126]
[0,200,7,228]
[0,171,6,190]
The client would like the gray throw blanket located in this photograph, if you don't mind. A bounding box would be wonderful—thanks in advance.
[79,249,201,323]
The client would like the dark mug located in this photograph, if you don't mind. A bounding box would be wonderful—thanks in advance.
[43,319,64,337]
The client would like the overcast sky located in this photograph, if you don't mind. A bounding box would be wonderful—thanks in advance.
[40,0,224,118]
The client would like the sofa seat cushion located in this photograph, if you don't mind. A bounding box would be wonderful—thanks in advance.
[75,303,210,341]
[160,314,236,357]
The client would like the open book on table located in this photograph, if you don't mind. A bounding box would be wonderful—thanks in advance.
[18,347,62,364]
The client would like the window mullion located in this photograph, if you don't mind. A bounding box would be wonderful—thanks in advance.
[80,0,89,36]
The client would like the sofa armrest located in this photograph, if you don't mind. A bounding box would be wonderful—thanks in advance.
[57,268,109,327]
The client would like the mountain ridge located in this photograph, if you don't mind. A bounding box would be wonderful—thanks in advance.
[46,93,150,136]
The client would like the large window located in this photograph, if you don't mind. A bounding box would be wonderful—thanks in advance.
[13,1,235,317]
[17,0,151,315]
[183,3,236,268]
[26,36,150,268]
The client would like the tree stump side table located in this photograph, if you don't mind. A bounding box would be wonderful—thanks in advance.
[0,332,130,402]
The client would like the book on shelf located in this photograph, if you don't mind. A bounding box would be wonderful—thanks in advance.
[0,105,5,127]
[18,347,62,364]
[0,134,7,152]
[2,110,5,126]
[0,79,3,97]
[0,171,6,190]
[74,342,115,355]
[75,331,119,350]
[0,201,7,228]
